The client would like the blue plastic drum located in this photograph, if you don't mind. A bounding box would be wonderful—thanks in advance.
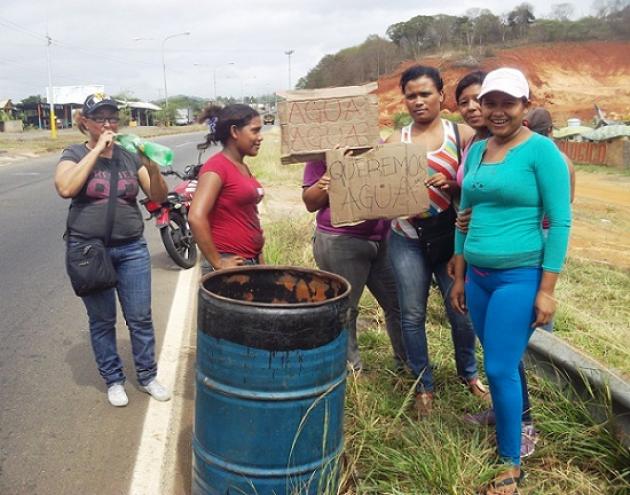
[193,266,350,495]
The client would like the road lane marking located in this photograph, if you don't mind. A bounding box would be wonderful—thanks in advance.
[175,141,198,148]
[129,263,199,495]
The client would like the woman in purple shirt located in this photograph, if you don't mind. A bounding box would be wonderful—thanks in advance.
[302,160,406,372]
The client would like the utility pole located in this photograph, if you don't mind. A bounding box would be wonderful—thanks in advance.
[161,31,190,125]
[284,49,294,90]
[46,32,57,139]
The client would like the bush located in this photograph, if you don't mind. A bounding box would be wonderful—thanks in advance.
[392,112,412,129]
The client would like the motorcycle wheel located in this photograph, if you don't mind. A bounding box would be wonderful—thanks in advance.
[160,211,198,269]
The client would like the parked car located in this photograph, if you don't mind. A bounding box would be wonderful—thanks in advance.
[174,108,193,125]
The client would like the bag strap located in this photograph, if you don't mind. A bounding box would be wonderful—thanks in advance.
[103,154,119,245]
[452,121,462,165]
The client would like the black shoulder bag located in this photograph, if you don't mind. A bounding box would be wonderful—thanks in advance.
[411,122,461,266]
[65,161,118,297]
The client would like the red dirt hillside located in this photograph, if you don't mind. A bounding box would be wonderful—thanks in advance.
[376,41,630,127]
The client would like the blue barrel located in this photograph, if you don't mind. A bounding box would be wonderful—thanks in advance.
[193,266,350,495]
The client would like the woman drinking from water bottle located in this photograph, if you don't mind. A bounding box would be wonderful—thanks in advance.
[55,93,170,407]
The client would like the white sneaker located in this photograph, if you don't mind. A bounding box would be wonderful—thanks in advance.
[141,379,171,402]
[107,383,129,407]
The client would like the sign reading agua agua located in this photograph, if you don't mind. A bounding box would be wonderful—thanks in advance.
[277,84,380,165]
[326,143,430,227]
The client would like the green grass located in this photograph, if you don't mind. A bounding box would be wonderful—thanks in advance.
[255,130,630,494]
[250,127,304,186]
[553,258,630,378]
[0,123,206,155]
[262,215,630,495]
[574,163,630,177]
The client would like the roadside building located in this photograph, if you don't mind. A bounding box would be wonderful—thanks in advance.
[124,101,162,126]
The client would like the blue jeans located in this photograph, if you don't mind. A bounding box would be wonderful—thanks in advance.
[73,238,157,387]
[313,230,406,370]
[465,265,541,465]
[388,231,478,392]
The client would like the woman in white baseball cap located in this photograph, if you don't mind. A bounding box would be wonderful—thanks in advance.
[450,68,572,494]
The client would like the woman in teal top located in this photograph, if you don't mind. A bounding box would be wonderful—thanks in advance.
[451,68,571,495]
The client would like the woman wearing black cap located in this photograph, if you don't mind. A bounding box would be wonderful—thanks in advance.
[54,93,170,407]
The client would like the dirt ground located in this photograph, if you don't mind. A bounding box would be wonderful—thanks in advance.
[263,168,630,271]
[376,41,630,127]
[570,170,630,270]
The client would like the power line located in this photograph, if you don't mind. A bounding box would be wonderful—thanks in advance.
[50,40,158,69]
[0,17,49,42]
[0,16,157,70]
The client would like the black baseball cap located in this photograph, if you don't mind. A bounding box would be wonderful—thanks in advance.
[82,93,119,115]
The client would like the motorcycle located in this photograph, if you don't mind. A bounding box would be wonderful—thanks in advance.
[140,163,201,269]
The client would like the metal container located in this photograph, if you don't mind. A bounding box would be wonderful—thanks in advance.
[193,266,350,495]
[567,117,582,128]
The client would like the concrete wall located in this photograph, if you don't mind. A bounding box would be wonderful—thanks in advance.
[0,120,24,133]
[556,139,629,169]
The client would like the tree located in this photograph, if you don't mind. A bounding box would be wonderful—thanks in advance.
[386,15,434,58]
[20,95,43,105]
[112,91,137,102]
[550,3,575,20]
[474,10,502,46]
[508,3,536,38]
[455,16,475,50]
[591,0,630,37]
[429,14,457,49]
[499,13,511,42]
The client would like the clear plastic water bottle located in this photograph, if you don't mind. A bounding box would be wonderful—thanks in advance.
[115,134,174,168]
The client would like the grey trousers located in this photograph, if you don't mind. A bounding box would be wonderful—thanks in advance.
[312,230,407,370]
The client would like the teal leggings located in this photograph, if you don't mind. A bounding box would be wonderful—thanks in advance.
[465,265,541,465]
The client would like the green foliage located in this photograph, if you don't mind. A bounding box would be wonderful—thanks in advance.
[441,112,464,123]
[298,6,629,90]
[153,95,207,117]
[112,90,137,102]
[117,106,131,127]
[392,112,412,129]
[297,35,404,89]
[20,95,43,105]
[258,194,629,494]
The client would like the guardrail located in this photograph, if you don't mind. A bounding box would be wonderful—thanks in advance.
[525,329,630,447]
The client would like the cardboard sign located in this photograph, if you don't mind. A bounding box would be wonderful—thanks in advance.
[326,143,430,227]
[277,83,379,165]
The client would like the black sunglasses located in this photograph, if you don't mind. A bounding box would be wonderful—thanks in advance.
[89,116,120,124]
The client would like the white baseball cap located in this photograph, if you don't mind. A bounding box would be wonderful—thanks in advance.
[478,68,529,100]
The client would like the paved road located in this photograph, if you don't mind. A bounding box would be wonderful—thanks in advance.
[0,131,209,495]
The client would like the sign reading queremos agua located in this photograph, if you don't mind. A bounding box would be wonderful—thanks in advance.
[326,143,430,227]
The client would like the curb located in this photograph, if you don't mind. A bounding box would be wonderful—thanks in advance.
[526,329,630,447]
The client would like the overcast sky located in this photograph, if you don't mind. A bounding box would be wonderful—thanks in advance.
[1,0,593,103]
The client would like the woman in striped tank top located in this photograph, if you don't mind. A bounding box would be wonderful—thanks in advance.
[386,65,488,417]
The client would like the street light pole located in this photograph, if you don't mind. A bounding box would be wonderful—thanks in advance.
[284,49,294,90]
[194,62,235,102]
[161,31,190,125]
[45,31,57,139]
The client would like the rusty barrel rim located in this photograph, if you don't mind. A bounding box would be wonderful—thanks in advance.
[200,265,352,309]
